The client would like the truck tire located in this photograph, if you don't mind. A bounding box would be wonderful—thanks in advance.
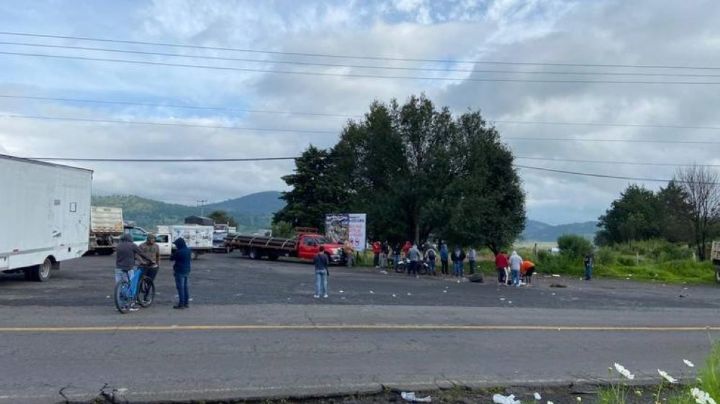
[27,257,52,282]
[268,252,279,261]
[191,251,199,260]
[249,248,259,260]
[715,266,720,284]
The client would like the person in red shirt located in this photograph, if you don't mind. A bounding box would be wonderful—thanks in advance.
[495,251,509,285]
[372,241,382,268]
[402,241,412,257]
[521,260,536,284]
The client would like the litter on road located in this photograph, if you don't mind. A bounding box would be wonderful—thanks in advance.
[401,391,432,402]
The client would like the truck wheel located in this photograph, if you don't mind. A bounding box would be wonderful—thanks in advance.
[715,266,720,284]
[268,253,279,261]
[191,251,199,260]
[249,248,259,260]
[27,258,52,282]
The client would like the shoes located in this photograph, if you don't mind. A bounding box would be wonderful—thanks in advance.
[173,304,185,309]
[323,294,329,298]
[313,295,320,299]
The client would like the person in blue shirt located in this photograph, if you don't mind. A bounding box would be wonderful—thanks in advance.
[170,237,192,309]
[313,246,329,298]
[439,243,449,275]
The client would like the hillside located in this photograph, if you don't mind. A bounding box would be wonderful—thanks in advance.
[521,219,598,242]
[92,192,285,231]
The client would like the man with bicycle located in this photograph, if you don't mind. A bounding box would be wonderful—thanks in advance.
[116,233,155,311]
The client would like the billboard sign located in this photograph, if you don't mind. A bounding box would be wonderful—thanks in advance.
[325,213,367,251]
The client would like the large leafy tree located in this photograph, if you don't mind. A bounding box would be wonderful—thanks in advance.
[657,181,692,243]
[273,146,350,230]
[596,185,664,245]
[333,95,525,249]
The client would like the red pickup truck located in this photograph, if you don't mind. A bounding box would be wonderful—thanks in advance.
[225,230,345,263]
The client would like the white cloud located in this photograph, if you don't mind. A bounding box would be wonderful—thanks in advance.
[1,0,719,224]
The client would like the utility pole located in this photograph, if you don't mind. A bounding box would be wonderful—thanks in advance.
[197,199,207,217]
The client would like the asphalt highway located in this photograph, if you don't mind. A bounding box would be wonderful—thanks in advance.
[1,254,718,403]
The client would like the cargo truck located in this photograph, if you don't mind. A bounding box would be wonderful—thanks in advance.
[225,228,344,263]
[87,206,123,255]
[157,225,214,260]
[0,154,92,281]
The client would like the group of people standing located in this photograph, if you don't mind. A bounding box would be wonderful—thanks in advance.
[371,240,478,278]
[494,250,535,287]
[114,233,192,310]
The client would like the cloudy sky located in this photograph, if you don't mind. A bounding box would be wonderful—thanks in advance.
[1,0,719,225]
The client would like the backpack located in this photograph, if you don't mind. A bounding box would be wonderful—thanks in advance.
[428,250,436,259]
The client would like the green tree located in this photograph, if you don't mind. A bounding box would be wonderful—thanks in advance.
[207,210,238,227]
[331,94,525,250]
[271,220,294,238]
[273,146,351,230]
[557,234,593,259]
[596,185,663,245]
[657,181,692,243]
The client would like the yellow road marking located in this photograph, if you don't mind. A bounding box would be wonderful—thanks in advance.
[0,324,719,333]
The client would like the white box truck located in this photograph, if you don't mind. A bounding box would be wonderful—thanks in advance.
[88,206,124,255]
[0,154,92,281]
[157,225,213,259]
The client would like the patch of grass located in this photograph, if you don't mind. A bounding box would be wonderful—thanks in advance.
[698,340,720,401]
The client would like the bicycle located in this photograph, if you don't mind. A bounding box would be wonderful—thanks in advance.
[114,264,157,314]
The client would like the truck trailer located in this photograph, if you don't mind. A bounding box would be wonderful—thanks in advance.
[0,154,92,281]
[87,206,123,255]
[225,228,344,263]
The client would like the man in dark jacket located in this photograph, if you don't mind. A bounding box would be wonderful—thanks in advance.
[115,233,154,283]
[170,237,192,309]
[451,246,466,278]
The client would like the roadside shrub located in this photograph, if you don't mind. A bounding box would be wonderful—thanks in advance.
[617,256,637,267]
[596,248,617,265]
[557,234,593,259]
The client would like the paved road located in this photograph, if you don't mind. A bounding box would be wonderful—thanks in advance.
[1,254,718,403]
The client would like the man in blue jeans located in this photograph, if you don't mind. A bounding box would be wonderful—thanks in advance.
[171,237,192,309]
[314,246,329,298]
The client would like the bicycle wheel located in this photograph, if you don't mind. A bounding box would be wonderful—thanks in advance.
[114,281,131,314]
[137,277,155,307]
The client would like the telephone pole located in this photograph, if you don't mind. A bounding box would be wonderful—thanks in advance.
[197,199,207,217]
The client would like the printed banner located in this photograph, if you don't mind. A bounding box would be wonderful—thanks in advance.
[325,213,367,251]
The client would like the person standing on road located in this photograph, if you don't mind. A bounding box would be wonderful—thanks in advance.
[372,241,382,268]
[408,243,421,277]
[313,246,329,298]
[380,241,390,269]
[509,250,523,287]
[343,240,354,267]
[171,237,192,309]
[451,246,466,278]
[139,233,160,281]
[584,253,594,281]
[439,243,449,275]
[115,233,154,284]
[495,251,509,285]
[425,245,437,276]
[468,247,477,275]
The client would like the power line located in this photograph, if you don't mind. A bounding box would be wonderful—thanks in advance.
[3,113,719,144]
[0,114,337,134]
[515,165,720,185]
[2,30,719,71]
[0,94,357,118]
[3,50,720,85]
[4,94,720,132]
[515,156,720,167]
[4,113,720,144]
[25,155,714,168]
[4,40,720,79]
[21,154,715,184]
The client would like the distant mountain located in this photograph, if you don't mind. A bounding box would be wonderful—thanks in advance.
[91,195,196,229]
[521,219,598,242]
[205,191,284,215]
[91,191,285,231]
